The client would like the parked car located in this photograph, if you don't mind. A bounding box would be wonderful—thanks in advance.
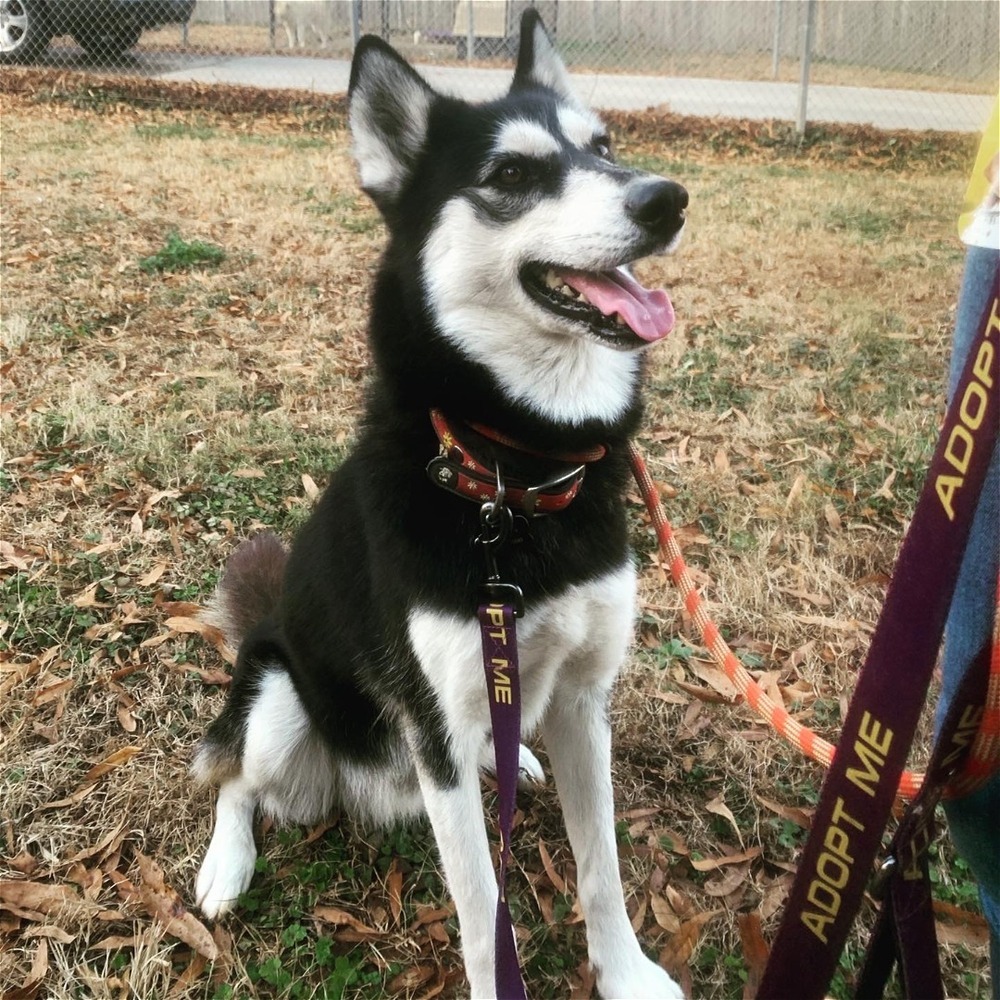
[0,0,195,63]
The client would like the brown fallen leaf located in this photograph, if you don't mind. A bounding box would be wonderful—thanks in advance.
[673,679,734,705]
[737,910,770,999]
[163,616,224,640]
[6,936,47,1000]
[664,884,694,919]
[89,933,143,951]
[690,847,761,872]
[0,881,96,922]
[705,794,744,848]
[72,582,107,608]
[134,852,218,961]
[690,660,741,700]
[629,892,648,933]
[33,783,99,814]
[9,851,38,876]
[657,828,690,856]
[411,903,453,928]
[168,953,209,998]
[301,473,320,499]
[313,905,380,935]
[425,920,450,944]
[933,899,990,948]
[659,909,723,973]
[760,873,794,921]
[538,838,567,894]
[756,795,814,830]
[388,965,436,994]
[418,967,451,1000]
[650,892,681,933]
[166,661,233,685]
[387,858,403,926]
[703,861,751,898]
[570,958,597,999]
[32,677,73,706]
[138,562,167,587]
[22,924,76,944]
[81,746,142,785]
[302,819,338,845]
[935,919,990,949]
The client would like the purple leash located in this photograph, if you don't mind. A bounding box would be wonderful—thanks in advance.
[476,488,528,1000]
[479,600,528,1000]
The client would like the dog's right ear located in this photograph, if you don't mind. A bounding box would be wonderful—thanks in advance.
[511,9,579,107]
[348,36,434,213]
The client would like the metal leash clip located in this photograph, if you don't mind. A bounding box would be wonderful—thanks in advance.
[476,465,525,617]
[869,855,897,901]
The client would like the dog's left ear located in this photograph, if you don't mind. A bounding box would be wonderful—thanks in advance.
[349,36,435,213]
[510,9,580,106]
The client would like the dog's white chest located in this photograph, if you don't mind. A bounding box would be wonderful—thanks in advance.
[407,562,636,736]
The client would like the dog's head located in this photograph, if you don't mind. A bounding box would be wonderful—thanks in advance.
[348,11,687,428]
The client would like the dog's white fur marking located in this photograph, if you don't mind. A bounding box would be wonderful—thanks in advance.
[407,565,637,739]
[421,170,654,424]
[409,731,503,996]
[197,670,425,918]
[492,118,562,160]
[557,105,606,149]
[196,776,258,918]
[543,691,683,999]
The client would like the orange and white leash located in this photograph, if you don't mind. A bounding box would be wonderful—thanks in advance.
[628,440,1000,801]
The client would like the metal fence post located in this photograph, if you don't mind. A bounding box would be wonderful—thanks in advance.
[796,0,817,136]
[350,0,361,50]
[466,0,475,63]
[772,0,784,79]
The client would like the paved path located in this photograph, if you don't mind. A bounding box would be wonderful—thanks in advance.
[155,53,993,132]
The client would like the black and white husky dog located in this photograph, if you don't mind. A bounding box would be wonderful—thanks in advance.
[193,11,687,998]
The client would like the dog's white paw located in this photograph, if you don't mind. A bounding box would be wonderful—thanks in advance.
[516,743,545,787]
[479,741,546,788]
[196,779,258,919]
[597,955,685,1000]
[195,834,257,919]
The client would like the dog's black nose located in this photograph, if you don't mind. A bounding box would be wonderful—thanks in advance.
[625,178,688,236]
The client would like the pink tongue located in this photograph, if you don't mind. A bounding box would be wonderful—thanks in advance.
[562,267,675,342]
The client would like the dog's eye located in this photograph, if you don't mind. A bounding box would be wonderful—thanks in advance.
[593,138,613,160]
[494,162,527,187]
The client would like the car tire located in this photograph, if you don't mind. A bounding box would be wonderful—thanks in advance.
[0,0,53,64]
[73,25,141,61]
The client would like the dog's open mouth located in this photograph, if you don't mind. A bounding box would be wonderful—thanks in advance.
[521,263,675,346]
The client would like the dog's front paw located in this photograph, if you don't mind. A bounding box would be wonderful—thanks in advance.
[597,954,684,1000]
[195,835,257,919]
[479,741,546,788]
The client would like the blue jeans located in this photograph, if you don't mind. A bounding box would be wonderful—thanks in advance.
[937,244,1000,996]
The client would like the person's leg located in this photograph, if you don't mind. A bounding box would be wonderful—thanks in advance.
[937,243,1000,998]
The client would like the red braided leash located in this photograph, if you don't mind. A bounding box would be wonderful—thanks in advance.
[627,441,1000,800]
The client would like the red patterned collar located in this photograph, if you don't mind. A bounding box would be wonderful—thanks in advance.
[426,409,607,517]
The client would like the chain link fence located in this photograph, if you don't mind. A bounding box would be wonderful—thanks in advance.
[1,0,996,131]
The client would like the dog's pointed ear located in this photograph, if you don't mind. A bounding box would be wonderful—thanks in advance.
[349,36,434,212]
[510,9,578,104]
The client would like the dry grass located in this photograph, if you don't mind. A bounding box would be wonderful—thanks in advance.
[0,70,992,999]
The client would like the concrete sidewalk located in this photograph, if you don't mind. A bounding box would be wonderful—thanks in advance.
[156,53,994,132]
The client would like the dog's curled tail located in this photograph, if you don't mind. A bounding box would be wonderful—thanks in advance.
[202,532,288,651]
